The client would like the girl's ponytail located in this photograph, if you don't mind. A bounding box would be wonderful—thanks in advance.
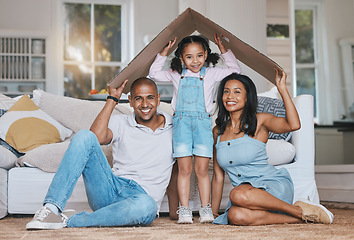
[206,52,220,66]
[171,56,183,74]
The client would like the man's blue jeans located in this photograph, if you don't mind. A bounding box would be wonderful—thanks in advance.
[44,129,158,227]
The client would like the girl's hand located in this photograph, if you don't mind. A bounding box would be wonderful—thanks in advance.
[160,37,177,56]
[275,68,287,93]
[108,79,128,100]
[214,33,227,54]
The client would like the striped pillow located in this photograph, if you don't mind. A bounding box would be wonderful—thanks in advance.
[257,96,292,141]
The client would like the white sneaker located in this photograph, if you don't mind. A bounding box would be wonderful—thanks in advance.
[294,199,334,224]
[62,209,77,221]
[176,206,193,224]
[26,206,68,230]
[199,203,214,223]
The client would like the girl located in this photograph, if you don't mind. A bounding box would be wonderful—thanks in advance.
[149,34,241,224]
[211,69,334,225]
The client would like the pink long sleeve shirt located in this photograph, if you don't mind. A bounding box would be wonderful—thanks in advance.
[148,50,242,113]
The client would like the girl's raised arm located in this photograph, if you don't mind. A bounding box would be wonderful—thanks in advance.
[149,37,178,82]
[214,33,227,54]
[160,37,177,56]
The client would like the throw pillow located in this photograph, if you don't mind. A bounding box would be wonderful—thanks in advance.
[257,96,292,141]
[0,95,73,152]
[257,86,280,99]
[32,90,132,133]
[0,145,17,169]
[266,139,296,166]
[0,93,16,110]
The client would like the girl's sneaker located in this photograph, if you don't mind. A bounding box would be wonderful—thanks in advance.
[199,203,214,223]
[176,206,193,224]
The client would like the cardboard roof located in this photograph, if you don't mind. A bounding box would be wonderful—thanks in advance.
[109,7,282,93]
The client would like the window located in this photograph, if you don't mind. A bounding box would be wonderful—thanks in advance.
[295,5,319,119]
[62,1,128,98]
[267,24,289,38]
[294,1,329,123]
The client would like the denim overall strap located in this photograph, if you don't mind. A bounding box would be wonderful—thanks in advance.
[175,67,207,114]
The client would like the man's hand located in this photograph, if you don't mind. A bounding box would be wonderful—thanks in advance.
[108,79,128,100]
[90,79,128,144]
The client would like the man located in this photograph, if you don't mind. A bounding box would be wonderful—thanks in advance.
[26,77,175,229]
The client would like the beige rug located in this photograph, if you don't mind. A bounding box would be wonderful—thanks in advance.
[1,208,353,240]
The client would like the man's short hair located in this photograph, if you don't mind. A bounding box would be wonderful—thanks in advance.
[130,77,158,96]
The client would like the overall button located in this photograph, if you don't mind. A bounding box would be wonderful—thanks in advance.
[237,174,241,177]
[227,142,230,146]
[229,161,233,164]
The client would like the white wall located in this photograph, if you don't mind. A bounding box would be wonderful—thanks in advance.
[321,0,354,122]
[133,0,178,54]
[0,0,51,33]
[266,0,293,94]
[207,0,268,93]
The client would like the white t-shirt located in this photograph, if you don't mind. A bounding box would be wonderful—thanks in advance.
[108,110,174,213]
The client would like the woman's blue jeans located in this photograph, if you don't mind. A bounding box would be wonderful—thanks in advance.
[43,129,157,227]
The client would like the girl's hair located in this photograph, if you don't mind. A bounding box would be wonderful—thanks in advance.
[171,35,220,74]
[215,73,258,136]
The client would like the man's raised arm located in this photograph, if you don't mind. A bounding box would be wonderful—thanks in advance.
[90,79,128,145]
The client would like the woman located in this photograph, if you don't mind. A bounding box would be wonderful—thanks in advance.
[211,69,333,225]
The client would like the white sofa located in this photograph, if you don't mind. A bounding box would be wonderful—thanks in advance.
[0,91,318,218]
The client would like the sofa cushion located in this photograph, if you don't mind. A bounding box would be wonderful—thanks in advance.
[32,90,132,133]
[0,93,16,110]
[266,139,296,165]
[0,95,73,152]
[17,140,113,173]
[0,145,17,170]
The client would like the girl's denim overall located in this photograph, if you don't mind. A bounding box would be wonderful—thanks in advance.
[172,67,213,158]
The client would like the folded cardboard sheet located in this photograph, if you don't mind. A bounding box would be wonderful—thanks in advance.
[109,8,281,93]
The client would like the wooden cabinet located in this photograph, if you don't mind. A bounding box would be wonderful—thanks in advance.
[0,36,46,96]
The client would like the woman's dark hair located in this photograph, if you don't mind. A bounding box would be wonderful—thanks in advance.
[215,73,258,136]
[170,35,220,74]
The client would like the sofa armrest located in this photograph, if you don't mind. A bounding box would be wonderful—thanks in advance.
[291,94,315,174]
[0,168,8,219]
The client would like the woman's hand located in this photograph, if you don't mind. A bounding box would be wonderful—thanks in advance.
[214,33,227,54]
[160,37,177,56]
[275,68,287,94]
[262,68,301,134]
